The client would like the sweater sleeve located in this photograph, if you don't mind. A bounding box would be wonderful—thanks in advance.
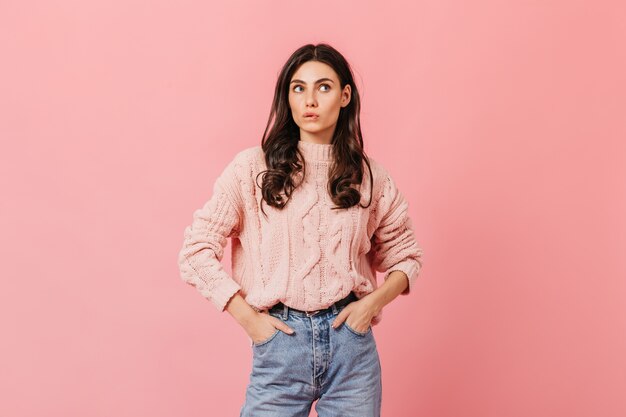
[177,156,244,312]
[370,172,424,295]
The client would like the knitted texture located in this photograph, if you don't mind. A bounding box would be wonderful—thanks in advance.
[178,140,424,325]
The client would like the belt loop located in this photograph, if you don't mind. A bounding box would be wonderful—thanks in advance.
[282,303,288,320]
[331,301,338,315]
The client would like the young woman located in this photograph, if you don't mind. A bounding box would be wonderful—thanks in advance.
[178,43,424,417]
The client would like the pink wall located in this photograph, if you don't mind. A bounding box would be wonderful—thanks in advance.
[1,1,624,416]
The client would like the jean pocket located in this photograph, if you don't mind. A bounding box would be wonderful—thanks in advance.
[252,311,284,347]
[252,328,280,347]
[343,321,372,337]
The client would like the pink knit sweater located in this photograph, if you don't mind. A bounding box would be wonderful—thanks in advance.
[178,140,423,325]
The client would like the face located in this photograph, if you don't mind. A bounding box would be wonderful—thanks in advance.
[288,60,351,143]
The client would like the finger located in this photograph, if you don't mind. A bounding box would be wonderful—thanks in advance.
[281,324,295,334]
[271,317,295,334]
[331,309,348,329]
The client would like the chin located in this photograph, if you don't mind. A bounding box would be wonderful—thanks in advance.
[302,127,325,135]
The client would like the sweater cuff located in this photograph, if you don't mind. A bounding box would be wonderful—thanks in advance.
[204,277,242,312]
[384,259,420,295]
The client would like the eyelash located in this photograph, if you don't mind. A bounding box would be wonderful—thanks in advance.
[293,84,331,93]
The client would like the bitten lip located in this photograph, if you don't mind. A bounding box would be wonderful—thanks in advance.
[303,112,319,117]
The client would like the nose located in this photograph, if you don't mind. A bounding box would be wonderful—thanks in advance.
[305,91,317,106]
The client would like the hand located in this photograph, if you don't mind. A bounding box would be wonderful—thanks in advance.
[331,296,379,333]
[245,310,295,344]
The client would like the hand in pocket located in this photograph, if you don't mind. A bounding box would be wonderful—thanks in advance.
[245,311,294,344]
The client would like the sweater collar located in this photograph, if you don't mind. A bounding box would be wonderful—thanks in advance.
[297,139,333,162]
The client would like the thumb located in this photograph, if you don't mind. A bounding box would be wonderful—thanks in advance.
[331,309,348,329]
[271,317,295,334]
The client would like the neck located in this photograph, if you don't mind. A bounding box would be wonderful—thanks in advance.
[297,139,333,162]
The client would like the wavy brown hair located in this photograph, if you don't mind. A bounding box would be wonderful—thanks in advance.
[256,43,374,217]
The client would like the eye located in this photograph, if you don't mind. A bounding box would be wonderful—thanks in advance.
[292,84,331,93]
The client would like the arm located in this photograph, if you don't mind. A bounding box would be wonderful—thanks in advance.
[367,171,424,308]
[225,292,259,328]
[367,271,411,314]
[177,157,245,312]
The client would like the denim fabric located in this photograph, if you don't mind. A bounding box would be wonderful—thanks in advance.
[239,294,382,417]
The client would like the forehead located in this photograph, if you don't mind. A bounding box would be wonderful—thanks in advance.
[291,61,338,83]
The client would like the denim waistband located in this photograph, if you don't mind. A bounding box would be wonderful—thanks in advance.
[268,291,359,318]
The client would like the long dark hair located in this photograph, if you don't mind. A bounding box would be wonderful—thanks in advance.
[256,43,374,217]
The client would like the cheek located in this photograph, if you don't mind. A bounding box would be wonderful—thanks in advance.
[322,105,341,125]
[289,96,303,113]
[322,95,341,110]
[323,100,342,117]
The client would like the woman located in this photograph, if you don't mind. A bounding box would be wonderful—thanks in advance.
[178,43,424,417]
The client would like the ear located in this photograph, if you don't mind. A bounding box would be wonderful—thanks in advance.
[341,84,352,107]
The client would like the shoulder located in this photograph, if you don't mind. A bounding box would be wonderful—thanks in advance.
[363,155,393,197]
[365,155,389,181]
[219,145,263,176]
[214,145,262,189]
[363,155,408,211]
[237,144,264,160]
[213,145,263,205]
[228,145,263,167]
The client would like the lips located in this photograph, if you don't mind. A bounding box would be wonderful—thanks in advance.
[303,113,319,118]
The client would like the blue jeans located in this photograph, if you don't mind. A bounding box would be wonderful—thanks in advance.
[239,293,382,417]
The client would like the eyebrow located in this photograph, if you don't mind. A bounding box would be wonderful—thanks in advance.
[290,78,335,85]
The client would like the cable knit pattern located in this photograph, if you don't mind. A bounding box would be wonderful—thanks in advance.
[178,140,424,325]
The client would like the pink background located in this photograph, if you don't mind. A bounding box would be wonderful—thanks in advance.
[1,1,625,416]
